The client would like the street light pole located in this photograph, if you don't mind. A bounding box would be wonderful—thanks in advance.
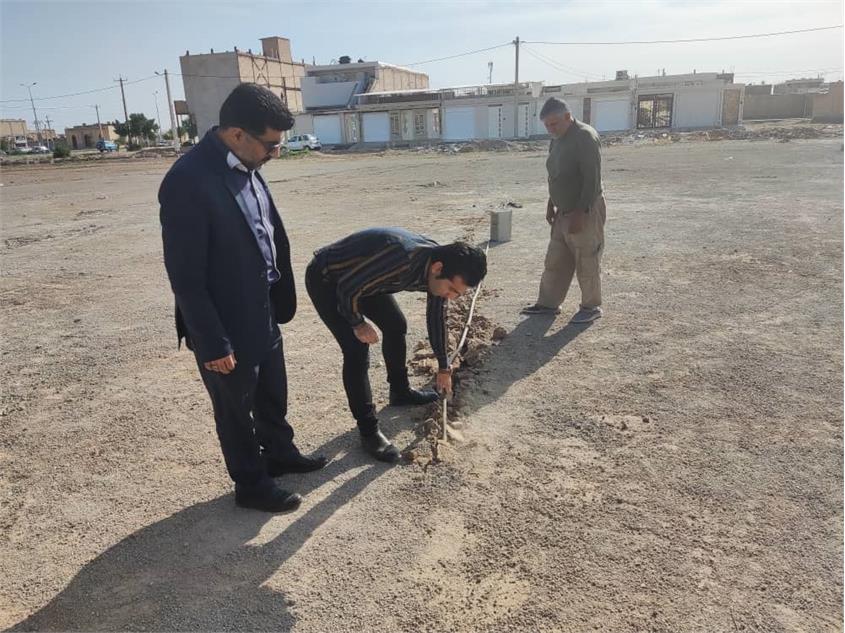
[20,82,43,146]
[153,91,163,143]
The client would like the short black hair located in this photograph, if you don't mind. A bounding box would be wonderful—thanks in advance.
[539,97,570,119]
[219,83,295,135]
[431,242,487,287]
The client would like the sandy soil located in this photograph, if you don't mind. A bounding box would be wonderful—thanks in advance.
[1,137,842,632]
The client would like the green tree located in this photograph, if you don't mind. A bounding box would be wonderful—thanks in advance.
[178,115,197,141]
[112,113,159,145]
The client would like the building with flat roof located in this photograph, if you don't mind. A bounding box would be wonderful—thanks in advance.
[180,36,306,137]
[294,70,744,147]
[64,123,117,149]
[1,119,58,147]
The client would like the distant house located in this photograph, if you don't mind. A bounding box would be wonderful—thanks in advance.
[64,123,117,149]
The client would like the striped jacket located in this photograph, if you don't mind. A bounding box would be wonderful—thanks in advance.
[313,228,448,369]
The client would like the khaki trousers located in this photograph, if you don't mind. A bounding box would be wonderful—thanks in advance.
[537,195,606,310]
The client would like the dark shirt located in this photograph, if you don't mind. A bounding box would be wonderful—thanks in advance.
[209,129,280,283]
[314,228,449,369]
[547,118,603,213]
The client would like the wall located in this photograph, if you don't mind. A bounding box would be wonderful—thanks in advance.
[743,93,812,119]
[812,81,844,123]
[180,53,241,137]
[236,52,304,113]
[181,50,306,137]
[0,119,27,138]
[370,66,430,92]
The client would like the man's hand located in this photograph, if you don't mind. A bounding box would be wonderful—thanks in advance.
[436,369,453,398]
[353,322,379,344]
[204,353,236,375]
[546,198,557,225]
[566,208,586,234]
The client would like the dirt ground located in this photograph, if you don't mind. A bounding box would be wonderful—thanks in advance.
[1,137,842,632]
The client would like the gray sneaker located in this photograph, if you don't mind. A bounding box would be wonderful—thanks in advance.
[570,306,603,323]
[520,303,562,315]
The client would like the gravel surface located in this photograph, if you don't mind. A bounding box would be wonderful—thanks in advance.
[1,138,842,632]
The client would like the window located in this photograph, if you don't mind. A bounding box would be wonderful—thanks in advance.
[637,94,673,128]
[414,112,426,138]
[390,112,401,139]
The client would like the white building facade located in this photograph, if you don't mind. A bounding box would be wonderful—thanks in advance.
[295,71,744,147]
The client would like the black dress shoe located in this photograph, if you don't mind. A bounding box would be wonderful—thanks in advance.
[266,453,329,477]
[360,430,401,463]
[235,481,302,513]
[389,386,439,406]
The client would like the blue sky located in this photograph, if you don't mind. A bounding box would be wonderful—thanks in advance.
[1,0,842,131]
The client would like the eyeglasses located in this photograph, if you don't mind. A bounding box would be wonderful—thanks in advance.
[245,130,282,153]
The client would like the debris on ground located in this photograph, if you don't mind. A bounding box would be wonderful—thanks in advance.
[131,147,180,159]
[601,123,843,146]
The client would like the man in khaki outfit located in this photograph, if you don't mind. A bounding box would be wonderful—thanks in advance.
[522,97,606,323]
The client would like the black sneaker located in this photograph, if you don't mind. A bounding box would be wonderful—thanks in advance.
[360,429,401,463]
[389,387,439,406]
[235,480,302,513]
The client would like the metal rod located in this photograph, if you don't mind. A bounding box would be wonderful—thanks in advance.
[440,239,491,441]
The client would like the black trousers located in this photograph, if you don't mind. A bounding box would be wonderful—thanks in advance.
[305,259,410,434]
[196,340,296,486]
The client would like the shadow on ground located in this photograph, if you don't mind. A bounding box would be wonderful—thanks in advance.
[459,312,592,414]
[9,421,398,632]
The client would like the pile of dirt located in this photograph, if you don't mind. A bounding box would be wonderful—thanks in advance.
[601,123,843,146]
[405,284,506,467]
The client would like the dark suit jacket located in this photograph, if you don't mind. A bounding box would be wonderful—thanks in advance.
[159,129,296,365]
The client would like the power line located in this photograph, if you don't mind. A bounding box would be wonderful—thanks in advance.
[401,42,513,67]
[0,75,158,104]
[521,45,602,80]
[525,24,843,46]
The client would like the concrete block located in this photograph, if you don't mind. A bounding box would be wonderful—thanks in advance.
[490,209,512,242]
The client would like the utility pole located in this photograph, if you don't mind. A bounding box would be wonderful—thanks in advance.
[115,76,130,144]
[156,70,179,150]
[20,82,43,146]
[513,36,520,139]
[91,104,103,139]
[153,91,163,143]
[488,61,493,85]
[44,115,53,148]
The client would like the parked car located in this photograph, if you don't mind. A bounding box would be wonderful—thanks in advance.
[96,139,118,152]
[30,145,50,154]
[286,134,321,151]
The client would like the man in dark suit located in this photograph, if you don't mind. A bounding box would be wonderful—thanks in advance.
[159,83,326,513]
